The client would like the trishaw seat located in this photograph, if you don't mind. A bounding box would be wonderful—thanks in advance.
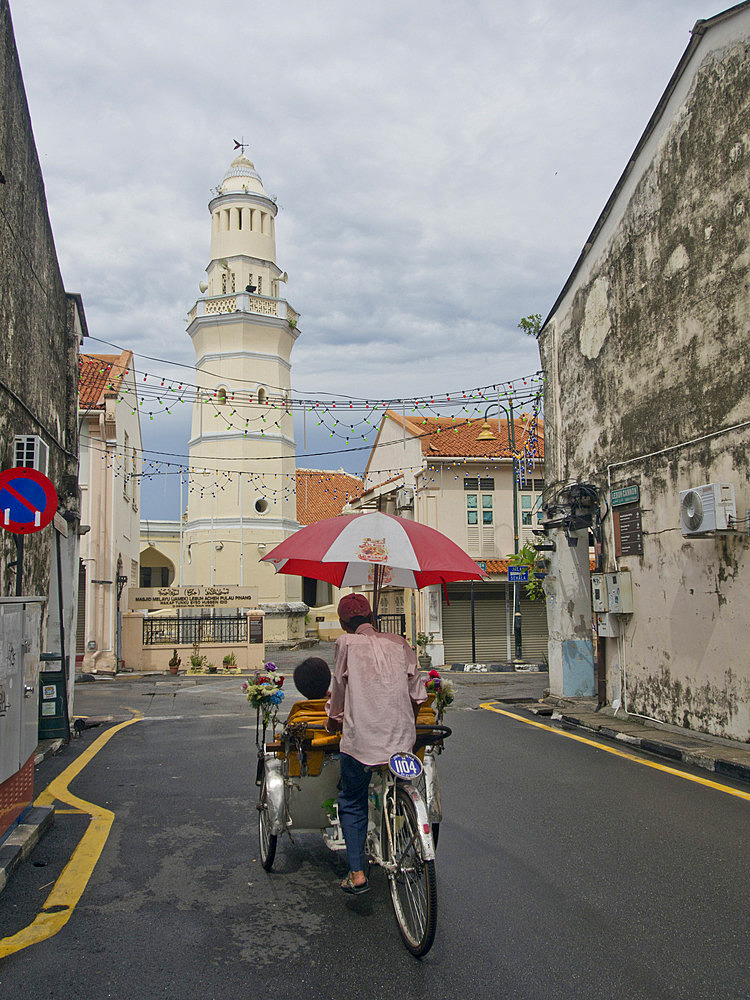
[274,698,439,774]
[277,699,340,776]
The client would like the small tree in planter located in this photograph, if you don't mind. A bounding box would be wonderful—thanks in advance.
[416,632,434,668]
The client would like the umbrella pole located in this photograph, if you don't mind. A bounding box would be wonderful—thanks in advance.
[372,563,382,623]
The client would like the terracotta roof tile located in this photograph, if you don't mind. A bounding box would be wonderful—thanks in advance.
[383,409,544,460]
[296,469,364,525]
[485,559,511,574]
[79,351,133,409]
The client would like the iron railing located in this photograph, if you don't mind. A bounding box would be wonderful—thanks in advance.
[376,614,406,636]
[143,616,248,646]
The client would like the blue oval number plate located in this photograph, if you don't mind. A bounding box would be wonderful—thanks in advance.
[389,751,423,780]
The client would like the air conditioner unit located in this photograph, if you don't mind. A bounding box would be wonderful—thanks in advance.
[679,483,736,535]
[396,486,414,511]
[14,435,49,475]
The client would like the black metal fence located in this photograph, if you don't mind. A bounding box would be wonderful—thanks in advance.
[376,613,406,636]
[143,616,248,646]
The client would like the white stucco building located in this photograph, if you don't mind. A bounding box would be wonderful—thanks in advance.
[77,350,142,672]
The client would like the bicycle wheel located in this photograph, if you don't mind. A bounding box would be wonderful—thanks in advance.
[384,784,437,957]
[257,774,277,871]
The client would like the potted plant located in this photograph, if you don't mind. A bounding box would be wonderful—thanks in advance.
[416,632,434,669]
[168,650,181,675]
[222,651,237,671]
[189,648,207,673]
[206,661,217,674]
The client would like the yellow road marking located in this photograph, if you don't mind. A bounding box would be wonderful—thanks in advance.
[0,714,142,959]
[480,703,750,803]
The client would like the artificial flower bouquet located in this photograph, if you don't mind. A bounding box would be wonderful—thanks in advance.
[425,669,455,723]
[243,661,285,734]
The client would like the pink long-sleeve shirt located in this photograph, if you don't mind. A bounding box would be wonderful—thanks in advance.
[327,622,427,766]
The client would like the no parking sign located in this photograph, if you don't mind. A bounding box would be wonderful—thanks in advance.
[0,467,58,535]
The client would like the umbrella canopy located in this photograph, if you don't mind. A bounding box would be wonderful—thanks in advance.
[260,511,487,590]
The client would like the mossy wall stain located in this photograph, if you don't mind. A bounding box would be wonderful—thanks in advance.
[540,33,750,740]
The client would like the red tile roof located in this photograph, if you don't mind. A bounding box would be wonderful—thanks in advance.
[79,351,133,408]
[382,410,544,460]
[296,469,364,525]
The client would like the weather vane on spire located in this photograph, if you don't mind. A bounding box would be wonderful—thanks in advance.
[233,137,250,155]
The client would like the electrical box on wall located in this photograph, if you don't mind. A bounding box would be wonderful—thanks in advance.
[606,571,633,614]
[591,574,608,612]
[596,613,619,637]
[592,571,633,614]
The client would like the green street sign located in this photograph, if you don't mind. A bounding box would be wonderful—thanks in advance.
[611,484,640,507]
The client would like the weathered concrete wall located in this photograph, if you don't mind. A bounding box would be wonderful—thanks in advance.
[0,0,80,603]
[540,23,750,740]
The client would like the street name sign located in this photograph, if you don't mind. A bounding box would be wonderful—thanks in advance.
[611,484,640,507]
[0,467,58,534]
[508,565,530,583]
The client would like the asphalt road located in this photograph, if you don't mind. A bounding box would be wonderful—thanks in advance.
[1,675,748,999]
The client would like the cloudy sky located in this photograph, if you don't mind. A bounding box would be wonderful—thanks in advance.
[10,0,721,517]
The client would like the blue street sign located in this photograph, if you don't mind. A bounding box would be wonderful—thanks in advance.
[508,565,530,583]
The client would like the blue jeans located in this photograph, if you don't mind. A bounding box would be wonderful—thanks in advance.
[338,753,372,872]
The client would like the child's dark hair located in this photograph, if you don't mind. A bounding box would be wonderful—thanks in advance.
[293,657,331,700]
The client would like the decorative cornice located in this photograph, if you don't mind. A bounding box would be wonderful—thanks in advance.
[208,190,277,216]
[188,430,296,448]
[195,350,292,373]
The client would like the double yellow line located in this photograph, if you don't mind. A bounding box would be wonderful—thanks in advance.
[0,715,142,959]
[481,703,750,802]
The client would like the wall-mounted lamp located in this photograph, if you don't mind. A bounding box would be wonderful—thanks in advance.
[215,542,224,551]
[257,543,266,554]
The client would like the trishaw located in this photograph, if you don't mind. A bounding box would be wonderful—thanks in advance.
[255,705,451,957]
[255,510,482,955]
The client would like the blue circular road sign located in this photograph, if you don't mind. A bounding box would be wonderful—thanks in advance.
[0,467,58,535]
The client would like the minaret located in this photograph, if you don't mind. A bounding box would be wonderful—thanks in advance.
[183,153,301,610]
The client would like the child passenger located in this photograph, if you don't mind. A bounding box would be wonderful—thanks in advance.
[285,657,331,724]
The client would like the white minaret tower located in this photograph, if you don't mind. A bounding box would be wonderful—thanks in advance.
[183,152,302,617]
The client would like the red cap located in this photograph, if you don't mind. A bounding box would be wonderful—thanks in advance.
[337,593,372,622]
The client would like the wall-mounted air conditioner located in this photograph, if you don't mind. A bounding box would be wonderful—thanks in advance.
[396,486,414,510]
[14,435,49,475]
[679,483,736,535]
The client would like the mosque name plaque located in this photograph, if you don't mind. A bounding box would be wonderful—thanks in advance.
[129,585,260,610]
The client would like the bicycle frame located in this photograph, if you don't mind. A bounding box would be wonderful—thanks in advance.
[366,767,436,871]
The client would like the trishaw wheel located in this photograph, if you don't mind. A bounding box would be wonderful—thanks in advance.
[258,775,277,871]
[384,784,437,957]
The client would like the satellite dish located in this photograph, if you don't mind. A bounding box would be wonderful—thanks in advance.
[199,281,208,293]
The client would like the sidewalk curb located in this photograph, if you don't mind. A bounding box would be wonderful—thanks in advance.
[530,706,750,785]
[34,738,64,765]
[0,806,55,895]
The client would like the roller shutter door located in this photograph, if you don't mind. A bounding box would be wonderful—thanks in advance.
[76,561,86,656]
[442,583,510,663]
[518,596,549,660]
[442,583,549,664]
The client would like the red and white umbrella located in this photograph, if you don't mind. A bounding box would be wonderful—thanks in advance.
[261,512,487,603]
